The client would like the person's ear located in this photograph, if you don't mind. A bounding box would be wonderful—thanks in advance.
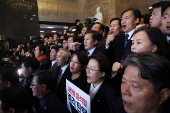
[29,67,32,73]
[41,84,47,90]
[93,39,98,45]
[151,45,157,53]
[135,18,140,25]
[40,51,43,55]
[100,72,105,78]
[65,57,68,63]
[159,88,170,105]
[8,108,15,113]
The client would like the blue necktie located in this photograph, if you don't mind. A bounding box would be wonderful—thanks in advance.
[86,52,90,57]
[124,34,129,47]
[59,69,62,77]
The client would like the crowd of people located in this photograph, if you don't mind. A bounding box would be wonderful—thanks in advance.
[0,1,170,113]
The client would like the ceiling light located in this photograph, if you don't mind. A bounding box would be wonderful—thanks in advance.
[52,31,57,32]
[47,27,54,28]
[40,31,44,32]
[32,15,36,16]
[63,27,68,29]
[72,29,76,31]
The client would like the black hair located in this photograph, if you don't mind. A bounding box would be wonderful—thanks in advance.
[110,18,122,27]
[104,26,109,33]
[63,35,68,41]
[71,51,87,67]
[83,26,91,31]
[34,70,54,90]
[54,33,59,37]
[21,57,39,71]
[21,47,28,53]
[141,14,150,24]
[51,45,62,53]
[161,2,170,16]
[84,30,100,41]
[133,27,168,57]
[0,66,19,86]
[152,1,170,9]
[88,55,111,79]
[0,87,30,113]
[121,8,141,25]
[75,19,80,24]
[69,35,79,42]
[37,45,47,55]
[93,22,104,33]
[123,52,170,94]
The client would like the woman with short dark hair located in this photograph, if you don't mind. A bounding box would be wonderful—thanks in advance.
[85,55,119,113]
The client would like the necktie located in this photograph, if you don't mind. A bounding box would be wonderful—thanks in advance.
[124,34,129,47]
[58,69,62,77]
[86,52,90,57]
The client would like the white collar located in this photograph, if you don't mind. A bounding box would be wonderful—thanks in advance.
[51,60,56,66]
[125,29,135,40]
[88,47,96,57]
[61,64,69,75]
[89,81,103,101]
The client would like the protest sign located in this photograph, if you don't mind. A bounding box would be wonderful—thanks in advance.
[66,79,90,113]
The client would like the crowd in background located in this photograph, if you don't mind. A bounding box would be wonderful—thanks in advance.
[0,1,170,113]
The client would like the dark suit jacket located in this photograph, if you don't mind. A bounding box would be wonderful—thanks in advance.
[49,62,60,81]
[39,91,68,113]
[85,80,120,113]
[86,47,106,59]
[107,96,126,113]
[56,65,72,104]
[106,33,132,64]
[39,57,51,70]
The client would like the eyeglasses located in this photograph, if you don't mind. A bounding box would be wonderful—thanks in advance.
[162,13,170,20]
[86,66,100,73]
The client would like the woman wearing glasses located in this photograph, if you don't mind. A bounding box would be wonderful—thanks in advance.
[68,51,87,91]
[85,55,119,113]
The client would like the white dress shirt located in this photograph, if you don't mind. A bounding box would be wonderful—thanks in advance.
[87,47,96,57]
[89,82,103,101]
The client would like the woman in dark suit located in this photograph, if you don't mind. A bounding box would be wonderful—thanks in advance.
[68,51,87,91]
[85,55,120,113]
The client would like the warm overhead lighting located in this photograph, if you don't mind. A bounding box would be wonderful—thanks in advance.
[149,7,152,9]
[72,29,76,31]
[52,31,57,32]
[47,27,54,28]
[63,27,68,29]
[40,31,44,32]
[6,0,36,10]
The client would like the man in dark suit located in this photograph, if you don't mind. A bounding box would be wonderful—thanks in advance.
[84,30,105,58]
[30,70,68,113]
[105,8,141,93]
[34,45,51,70]
[55,48,72,104]
[105,8,141,63]
[49,46,61,83]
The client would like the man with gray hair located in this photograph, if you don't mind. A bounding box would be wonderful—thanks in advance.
[109,52,170,113]
[55,48,72,104]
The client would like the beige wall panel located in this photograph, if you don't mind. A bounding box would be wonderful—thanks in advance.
[37,0,85,23]
[84,0,164,25]
[84,0,115,25]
